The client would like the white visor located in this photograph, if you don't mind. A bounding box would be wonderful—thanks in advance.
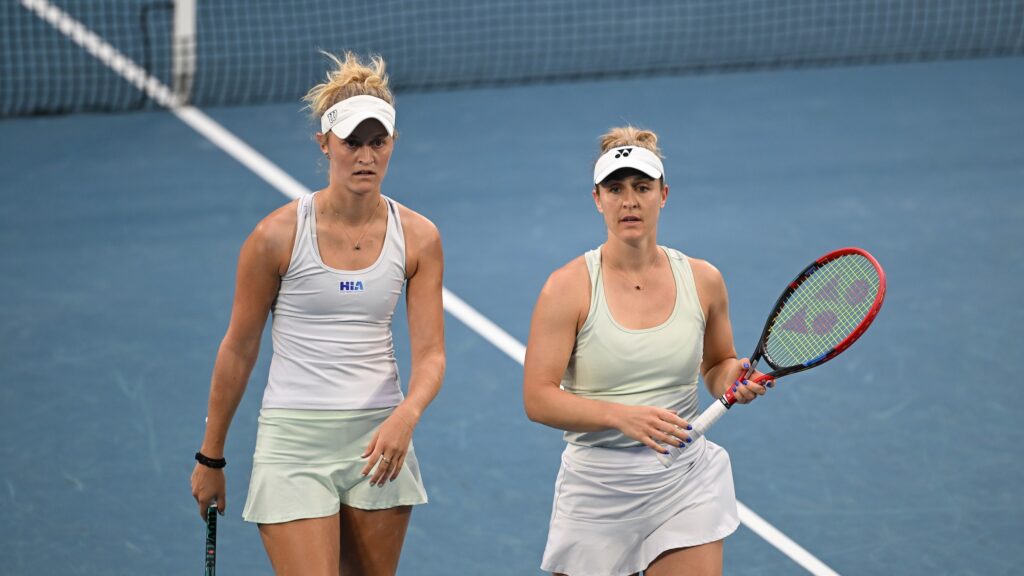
[320,95,396,139]
[593,146,664,185]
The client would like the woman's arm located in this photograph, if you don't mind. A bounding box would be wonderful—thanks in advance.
[692,258,768,404]
[397,210,445,428]
[360,206,445,485]
[191,205,293,518]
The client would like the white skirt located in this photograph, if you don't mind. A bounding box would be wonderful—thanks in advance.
[242,408,428,524]
[541,437,740,576]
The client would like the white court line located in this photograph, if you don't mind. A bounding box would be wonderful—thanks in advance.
[738,502,840,576]
[440,288,526,364]
[174,107,310,200]
[21,1,839,573]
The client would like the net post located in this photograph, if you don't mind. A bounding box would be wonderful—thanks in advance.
[171,0,196,107]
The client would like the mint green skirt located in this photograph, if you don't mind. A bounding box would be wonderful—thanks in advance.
[241,408,428,524]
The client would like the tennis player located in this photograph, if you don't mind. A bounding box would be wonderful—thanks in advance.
[523,126,770,575]
[190,52,445,575]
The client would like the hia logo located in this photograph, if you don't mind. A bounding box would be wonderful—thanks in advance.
[339,280,365,293]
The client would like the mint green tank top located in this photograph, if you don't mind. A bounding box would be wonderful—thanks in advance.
[562,246,706,448]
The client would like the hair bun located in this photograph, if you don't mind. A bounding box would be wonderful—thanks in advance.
[598,125,662,157]
[303,51,393,121]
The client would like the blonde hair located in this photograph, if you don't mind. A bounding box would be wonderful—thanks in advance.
[597,125,663,157]
[303,51,394,121]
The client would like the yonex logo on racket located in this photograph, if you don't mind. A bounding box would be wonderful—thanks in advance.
[339,280,365,292]
[778,275,874,336]
[614,147,633,158]
[780,307,838,336]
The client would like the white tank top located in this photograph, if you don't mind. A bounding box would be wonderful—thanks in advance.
[562,247,706,448]
[262,192,407,409]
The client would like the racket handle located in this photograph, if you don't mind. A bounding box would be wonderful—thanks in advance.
[205,504,217,576]
[655,399,731,467]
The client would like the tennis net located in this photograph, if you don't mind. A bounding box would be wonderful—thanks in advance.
[4,0,1023,116]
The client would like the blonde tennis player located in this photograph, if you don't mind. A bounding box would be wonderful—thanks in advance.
[190,52,445,575]
[523,126,770,576]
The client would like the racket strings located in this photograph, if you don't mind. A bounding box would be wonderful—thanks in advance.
[765,255,880,368]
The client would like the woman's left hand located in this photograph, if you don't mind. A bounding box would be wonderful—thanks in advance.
[361,409,417,486]
[731,358,774,405]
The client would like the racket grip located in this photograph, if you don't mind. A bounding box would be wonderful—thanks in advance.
[655,400,731,467]
[205,504,217,575]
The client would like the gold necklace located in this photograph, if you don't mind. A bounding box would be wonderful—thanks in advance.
[336,197,381,251]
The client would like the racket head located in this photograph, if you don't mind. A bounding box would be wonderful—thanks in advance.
[754,247,885,378]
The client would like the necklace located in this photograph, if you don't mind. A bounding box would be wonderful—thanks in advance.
[335,197,381,251]
[610,254,658,291]
[621,269,646,291]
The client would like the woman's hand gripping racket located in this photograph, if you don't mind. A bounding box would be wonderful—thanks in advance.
[657,247,886,467]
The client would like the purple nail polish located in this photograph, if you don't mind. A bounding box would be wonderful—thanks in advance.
[686,425,693,430]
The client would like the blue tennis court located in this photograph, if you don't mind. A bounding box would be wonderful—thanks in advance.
[2,2,1023,574]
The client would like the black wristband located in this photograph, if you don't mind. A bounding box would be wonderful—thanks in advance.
[195,451,227,469]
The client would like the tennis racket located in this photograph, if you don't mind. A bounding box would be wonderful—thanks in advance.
[657,247,886,467]
[204,504,217,576]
